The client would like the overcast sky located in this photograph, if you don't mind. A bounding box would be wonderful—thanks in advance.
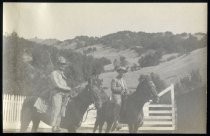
[3,3,207,41]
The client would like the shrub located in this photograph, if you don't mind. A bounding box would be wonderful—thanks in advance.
[166,56,176,61]
[150,73,168,103]
[138,51,162,67]
[175,69,203,95]
[131,63,139,71]
[150,73,166,93]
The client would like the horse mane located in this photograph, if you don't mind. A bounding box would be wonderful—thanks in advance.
[72,85,92,105]
[128,80,151,106]
[61,85,93,129]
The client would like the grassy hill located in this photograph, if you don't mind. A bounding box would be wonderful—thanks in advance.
[99,47,207,96]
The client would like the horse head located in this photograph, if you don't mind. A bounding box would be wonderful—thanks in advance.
[86,77,103,109]
[137,74,159,104]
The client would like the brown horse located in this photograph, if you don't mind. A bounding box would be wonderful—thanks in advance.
[93,79,159,133]
[20,79,101,132]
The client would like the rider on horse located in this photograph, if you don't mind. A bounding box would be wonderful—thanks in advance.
[111,66,130,124]
[50,56,72,132]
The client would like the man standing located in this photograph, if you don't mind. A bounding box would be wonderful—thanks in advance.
[50,56,72,132]
[111,66,129,126]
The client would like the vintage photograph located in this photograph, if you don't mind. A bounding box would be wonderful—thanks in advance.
[3,3,207,133]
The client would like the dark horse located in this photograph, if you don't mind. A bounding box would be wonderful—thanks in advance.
[93,79,159,133]
[20,80,101,132]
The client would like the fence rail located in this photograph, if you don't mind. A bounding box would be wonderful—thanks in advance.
[3,94,26,130]
[140,84,176,131]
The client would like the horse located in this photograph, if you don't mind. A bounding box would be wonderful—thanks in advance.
[20,79,101,132]
[93,79,159,133]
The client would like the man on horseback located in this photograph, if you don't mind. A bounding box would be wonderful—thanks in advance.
[111,66,129,126]
[50,56,72,132]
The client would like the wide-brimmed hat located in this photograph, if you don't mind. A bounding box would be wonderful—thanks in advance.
[116,66,128,73]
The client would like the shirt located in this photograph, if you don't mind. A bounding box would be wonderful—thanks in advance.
[111,77,128,94]
[50,70,71,91]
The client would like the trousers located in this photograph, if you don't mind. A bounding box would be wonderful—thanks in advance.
[51,91,65,127]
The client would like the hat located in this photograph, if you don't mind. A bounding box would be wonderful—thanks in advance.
[116,66,128,73]
[58,56,67,64]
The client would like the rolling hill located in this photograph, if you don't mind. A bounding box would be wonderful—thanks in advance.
[99,47,207,96]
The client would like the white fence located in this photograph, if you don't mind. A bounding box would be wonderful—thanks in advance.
[3,94,51,130]
[140,84,176,131]
[3,84,176,132]
[3,94,26,130]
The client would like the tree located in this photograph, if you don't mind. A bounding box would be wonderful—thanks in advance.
[120,56,129,67]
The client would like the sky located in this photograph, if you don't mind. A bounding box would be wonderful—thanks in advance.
[3,3,207,41]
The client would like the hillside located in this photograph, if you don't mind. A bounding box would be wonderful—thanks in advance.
[29,31,207,54]
[99,47,207,96]
[30,37,62,46]
[28,31,207,71]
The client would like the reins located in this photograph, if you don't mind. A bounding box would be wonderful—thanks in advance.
[82,106,96,122]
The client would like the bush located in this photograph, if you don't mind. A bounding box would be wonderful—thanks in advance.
[99,57,111,66]
[175,69,203,95]
[150,73,169,103]
[166,56,176,61]
[150,73,166,93]
[131,63,139,71]
[138,51,162,67]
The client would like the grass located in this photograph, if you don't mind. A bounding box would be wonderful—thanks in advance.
[99,47,207,96]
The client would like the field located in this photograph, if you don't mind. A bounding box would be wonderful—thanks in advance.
[98,47,207,96]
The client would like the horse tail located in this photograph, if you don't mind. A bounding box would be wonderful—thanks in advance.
[20,96,37,132]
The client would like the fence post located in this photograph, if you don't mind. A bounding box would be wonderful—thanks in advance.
[143,102,150,117]
[170,84,176,130]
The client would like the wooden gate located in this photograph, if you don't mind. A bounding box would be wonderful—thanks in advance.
[139,84,176,131]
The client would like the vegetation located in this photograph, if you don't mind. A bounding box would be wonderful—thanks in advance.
[174,69,203,95]
[138,51,162,67]
[150,72,166,93]
[130,63,139,71]
[3,33,110,95]
[98,31,206,55]
[166,55,177,62]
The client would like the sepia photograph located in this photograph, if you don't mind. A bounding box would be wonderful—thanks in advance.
[3,3,207,133]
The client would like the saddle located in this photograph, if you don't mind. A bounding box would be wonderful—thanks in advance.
[34,95,71,117]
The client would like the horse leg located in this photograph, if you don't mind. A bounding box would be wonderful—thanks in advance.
[31,119,40,132]
[20,107,33,132]
[111,120,121,132]
[105,121,113,133]
[93,119,99,133]
[98,121,105,133]
[133,123,139,133]
[128,124,132,133]
[68,126,76,133]
[128,123,135,133]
